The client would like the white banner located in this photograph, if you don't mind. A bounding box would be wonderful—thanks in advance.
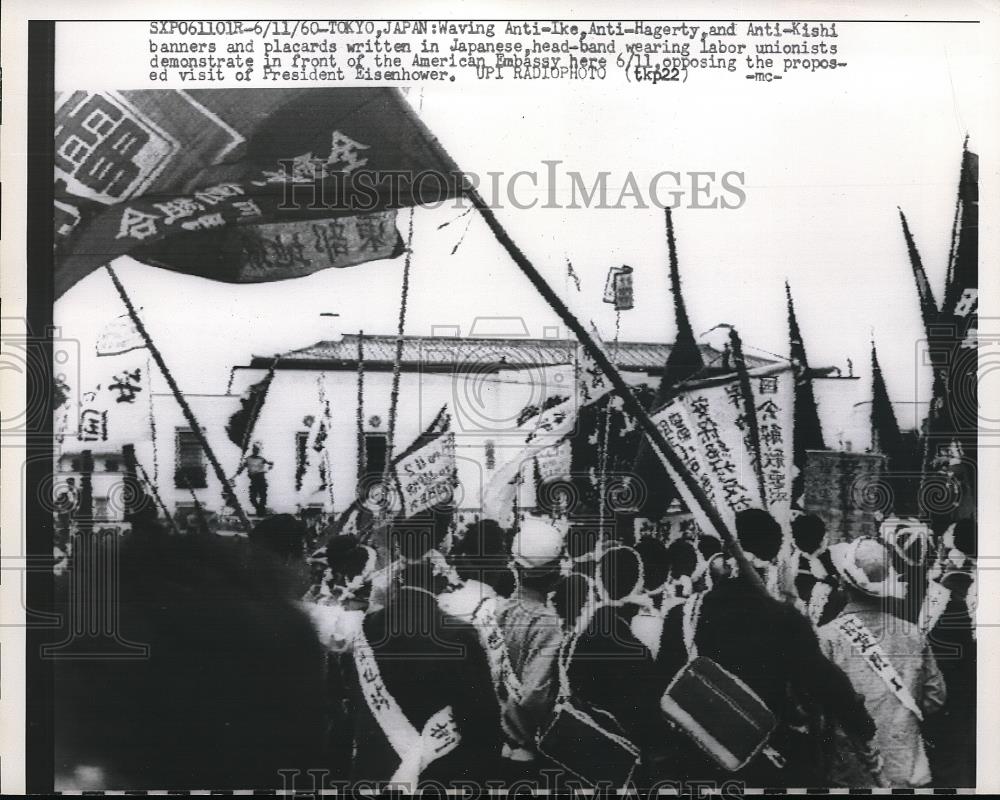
[394,431,458,518]
[649,364,795,536]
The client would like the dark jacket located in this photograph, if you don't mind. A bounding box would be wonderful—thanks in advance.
[655,578,875,785]
[348,586,501,785]
[567,604,669,749]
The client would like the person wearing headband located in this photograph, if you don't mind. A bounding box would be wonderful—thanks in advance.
[347,514,501,786]
[560,545,669,781]
[300,534,379,778]
[493,516,565,779]
[654,523,877,787]
[819,537,946,787]
[790,514,844,627]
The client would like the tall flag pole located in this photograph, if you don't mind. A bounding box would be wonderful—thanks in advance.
[630,208,703,520]
[786,281,825,503]
[104,264,253,532]
[356,330,367,482]
[730,328,770,508]
[458,186,766,592]
[657,207,705,403]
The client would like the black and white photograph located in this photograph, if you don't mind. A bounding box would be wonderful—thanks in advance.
[0,2,996,794]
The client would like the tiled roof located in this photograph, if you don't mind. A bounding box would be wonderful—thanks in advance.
[251,334,778,372]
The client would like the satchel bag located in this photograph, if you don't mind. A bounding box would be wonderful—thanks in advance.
[536,601,640,787]
[659,592,777,772]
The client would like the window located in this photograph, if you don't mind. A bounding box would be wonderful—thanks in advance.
[94,497,110,520]
[174,428,207,489]
[363,432,388,481]
[104,458,120,472]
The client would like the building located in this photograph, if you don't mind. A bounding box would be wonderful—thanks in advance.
[59,333,923,528]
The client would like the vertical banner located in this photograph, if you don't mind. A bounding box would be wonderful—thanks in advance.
[649,364,795,536]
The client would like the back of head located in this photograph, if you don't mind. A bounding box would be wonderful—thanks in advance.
[791,514,826,555]
[735,508,783,563]
[634,536,670,590]
[952,518,976,558]
[249,513,306,562]
[450,518,513,594]
[597,546,643,602]
[55,532,326,790]
[552,572,596,630]
[665,539,699,579]
[390,509,448,562]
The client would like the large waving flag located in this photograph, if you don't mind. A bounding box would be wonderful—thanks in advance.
[55,88,461,297]
[900,141,978,521]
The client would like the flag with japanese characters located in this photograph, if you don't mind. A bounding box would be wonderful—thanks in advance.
[55,88,462,297]
[74,361,149,445]
[392,431,459,519]
[649,363,795,537]
[483,398,578,527]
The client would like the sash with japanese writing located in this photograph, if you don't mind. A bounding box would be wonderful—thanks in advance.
[470,596,524,707]
[917,580,952,636]
[353,625,461,787]
[835,613,923,721]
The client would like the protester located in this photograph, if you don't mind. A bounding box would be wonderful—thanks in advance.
[561,545,670,780]
[820,537,946,787]
[630,537,671,657]
[790,513,844,626]
[236,441,274,516]
[488,516,565,780]
[300,535,379,779]
[347,523,501,788]
[879,518,933,623]
[54,531,327,790]
[655,509,879,787]
[442,518,515,607]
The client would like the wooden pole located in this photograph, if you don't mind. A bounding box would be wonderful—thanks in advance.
[464,192,765,592]
[104,264,252,533]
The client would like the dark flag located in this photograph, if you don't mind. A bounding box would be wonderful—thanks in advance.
[225,369,274,451]
[937,144,978,451]
[655,208,705,402]
[631,208,704,520]
[901,142,978,521]
[786,282,825,502]
[928,144,977,520]
[871,343,903,460]
[899,209,940,341]
[55,88,462,297]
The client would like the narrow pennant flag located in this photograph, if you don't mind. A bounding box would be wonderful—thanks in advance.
[55,88,462,297]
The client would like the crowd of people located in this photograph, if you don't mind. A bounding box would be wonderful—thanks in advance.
[53,507,977,791]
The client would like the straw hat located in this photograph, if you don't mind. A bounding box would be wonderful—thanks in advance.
[830,537,906,599]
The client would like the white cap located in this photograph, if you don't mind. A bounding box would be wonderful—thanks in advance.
[511,517,565,569]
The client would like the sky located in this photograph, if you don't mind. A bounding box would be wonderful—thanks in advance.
[54,20,993,424]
